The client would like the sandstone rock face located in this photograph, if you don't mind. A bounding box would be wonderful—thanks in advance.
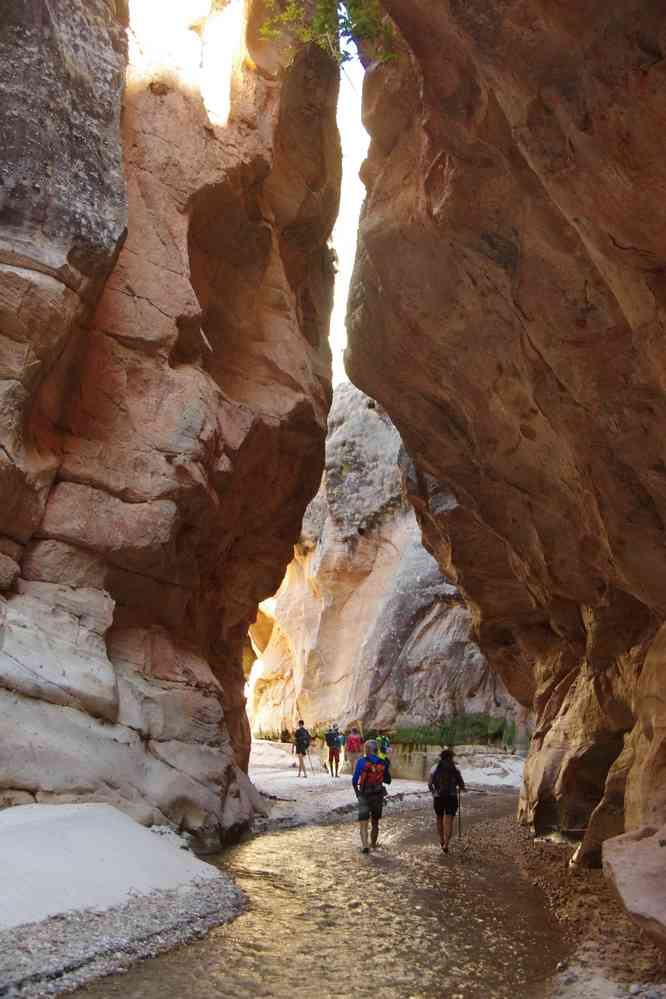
[0,1,339,846]
[248,384,526,737]
[346,1,666,856]
[603,825,666,950]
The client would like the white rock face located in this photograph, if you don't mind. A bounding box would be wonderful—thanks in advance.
[0,582,117,720]
[0,803,221,931]
[248,385,529,738]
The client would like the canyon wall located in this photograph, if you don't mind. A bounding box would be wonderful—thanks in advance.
[346,1,666,862]
[0,0,340,847]
[248,383,527,739]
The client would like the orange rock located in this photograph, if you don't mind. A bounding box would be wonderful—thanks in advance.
[346,0,666,855]
[0,1,339,846]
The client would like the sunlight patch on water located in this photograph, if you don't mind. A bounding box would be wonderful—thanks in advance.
[79,803,567,999]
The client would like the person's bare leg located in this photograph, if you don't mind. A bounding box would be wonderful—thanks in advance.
[359,820,369,852]
[443,815,454,850]
[370,815,379,848]
[436,815,445,848]
[297,755,306,777]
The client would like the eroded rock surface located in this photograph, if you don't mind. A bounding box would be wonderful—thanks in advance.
[346,1,666,858]
[0,0,340,846]
[248,384,526,737]
[604,824,666,950]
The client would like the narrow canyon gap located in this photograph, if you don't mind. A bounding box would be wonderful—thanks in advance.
[1,0,666,915]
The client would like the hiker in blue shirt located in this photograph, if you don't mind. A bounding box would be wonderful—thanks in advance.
[352,739,391,854]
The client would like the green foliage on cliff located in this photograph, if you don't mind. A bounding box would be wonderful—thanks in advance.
[387,714,517,749]
[260,0,394,63]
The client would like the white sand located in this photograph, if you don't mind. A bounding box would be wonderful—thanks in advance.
[248,740,524,828]
[0,803,221,931]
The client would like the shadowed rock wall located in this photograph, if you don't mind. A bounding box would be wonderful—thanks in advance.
[0,0,340,847]
[248,384,526,738]
[346,1,666,862]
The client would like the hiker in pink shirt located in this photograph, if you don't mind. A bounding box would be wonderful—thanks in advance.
[345,726,363,775]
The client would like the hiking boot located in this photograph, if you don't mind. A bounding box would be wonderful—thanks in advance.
[361,847,370,854]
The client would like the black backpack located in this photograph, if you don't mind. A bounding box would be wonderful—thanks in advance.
[325,729,337,748]
[431,761,459,797]
[295,728,310,752]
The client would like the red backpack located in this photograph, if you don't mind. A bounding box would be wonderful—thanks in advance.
[346,734,363,753]
[359,758,385,795]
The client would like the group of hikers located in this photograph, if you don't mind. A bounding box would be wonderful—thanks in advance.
[291,720,465,854]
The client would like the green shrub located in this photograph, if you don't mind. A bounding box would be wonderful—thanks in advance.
[390,714,516,748]
[260,0,395,64]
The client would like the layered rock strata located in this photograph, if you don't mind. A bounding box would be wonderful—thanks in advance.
[0,0,340,846]
[248,383,526,738]
[346,1,666,861]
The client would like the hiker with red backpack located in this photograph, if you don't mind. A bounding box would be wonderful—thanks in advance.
[428,748,466,854]
[352,739,391,854]
[344,726,363,774]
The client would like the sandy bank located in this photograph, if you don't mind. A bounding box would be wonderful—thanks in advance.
[0,805,242,998]
[248,738,523,831]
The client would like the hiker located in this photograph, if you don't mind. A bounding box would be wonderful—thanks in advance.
[345,726,363,774]
[376,733,391,762]
[352,739,391,853]
[325,723,342,777]
[428,748,465,853]
[293,719,311,777]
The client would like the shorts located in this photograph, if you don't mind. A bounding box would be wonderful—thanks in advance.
[328,747,340,764]
[433,794,459,818]
[358,792,384,822]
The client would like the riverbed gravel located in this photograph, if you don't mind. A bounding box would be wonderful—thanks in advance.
[0,877,244,999]
[466,814,666,998]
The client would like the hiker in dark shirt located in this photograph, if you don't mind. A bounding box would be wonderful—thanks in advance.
[325,723,342,777]
[428,748,465,853]
[293,720,311,778]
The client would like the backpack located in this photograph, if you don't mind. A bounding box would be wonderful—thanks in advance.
[358,758,385,796]
[295,728,310,752]
[431,761,459,797]
[377,735,390,753]
[325,730,337,748]
[346,734,363,753]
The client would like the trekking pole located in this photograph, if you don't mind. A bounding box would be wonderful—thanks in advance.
[458,788,462,839]
[307,749,314,775]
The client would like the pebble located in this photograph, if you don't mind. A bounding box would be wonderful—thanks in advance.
[0,876,244,998]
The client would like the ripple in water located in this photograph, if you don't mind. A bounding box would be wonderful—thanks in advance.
[79,801,567,999]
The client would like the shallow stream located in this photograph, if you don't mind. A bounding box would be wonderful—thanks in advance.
[79,796,567,999]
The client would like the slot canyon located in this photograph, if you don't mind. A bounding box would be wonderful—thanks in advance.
[1,1,666,996]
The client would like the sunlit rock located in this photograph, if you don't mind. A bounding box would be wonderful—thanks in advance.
[248,384,527,738]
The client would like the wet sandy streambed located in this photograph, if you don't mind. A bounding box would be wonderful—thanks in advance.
[78,793,568,999]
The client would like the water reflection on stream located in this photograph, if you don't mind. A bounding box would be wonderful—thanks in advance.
[80,797,567,999]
